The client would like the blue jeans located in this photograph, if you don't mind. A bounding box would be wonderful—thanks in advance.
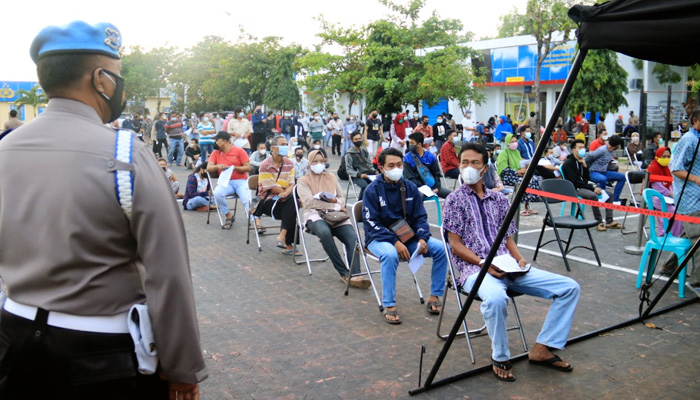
[589,170,625,202]
[465,267,580,362]
[168,137,184,165]
[200,143,214,161]
[185,196,209,210]
[213,178,250,216]
[367,237,447,308]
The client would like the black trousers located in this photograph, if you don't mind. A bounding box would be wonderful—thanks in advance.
[152,139,168,158]
[331,135,342,155]
[252,133,267,151]
[0,310,168,400]
[261,197,298,245]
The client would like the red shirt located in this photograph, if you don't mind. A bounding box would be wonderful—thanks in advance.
[209,146,250,181]
[440,140,460,172]
[589,137,605,152]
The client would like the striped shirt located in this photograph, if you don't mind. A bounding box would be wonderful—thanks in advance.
[197,122,215,145]
[258,157,295,199]
[443,184,517,286]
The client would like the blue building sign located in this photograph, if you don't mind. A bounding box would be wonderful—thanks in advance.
[0,81,41,102]
[490,41,576,84]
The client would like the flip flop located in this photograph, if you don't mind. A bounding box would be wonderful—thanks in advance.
[383,309,401,325]
[281,249,302,256]
[276,240,286,249]
[492,359,515,382]
[527,209,539,215]
[426,300,442,315]
[223,217,234,230]
[520,210,531,216]
[528,354,573,372]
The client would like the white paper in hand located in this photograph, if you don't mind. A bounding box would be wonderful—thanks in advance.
[418,185,437,197]
[367,174,377,182]
[598,190,610,203]
[408,245,425,274]
[217,167,234,189]
[491,254,530,273]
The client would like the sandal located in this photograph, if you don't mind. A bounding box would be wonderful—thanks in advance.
[605,221,622,229]
[426,300,442,315]
[527,208,539,215]
[223,217,234,230]
[597,223,607,231]
[528,354,573,372]
[492,359,515,382]
[276,240,286,249]
[281,249,302,256]
[256,225,266,234]
[383,309,401,325]
[520,210,531,216]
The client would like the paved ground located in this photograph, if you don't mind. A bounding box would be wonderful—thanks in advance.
[169,152,700,400]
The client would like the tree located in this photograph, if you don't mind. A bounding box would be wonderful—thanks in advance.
[652,63,682,86]
[497,0,587,117]
[567,49,629,117]
[360,0,482,114]
[264,45,302,111]
[14,84,47,117]
[298,17,367,115]
[121,45,179,114]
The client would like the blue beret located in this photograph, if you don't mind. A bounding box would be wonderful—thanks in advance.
[30,21,122,63]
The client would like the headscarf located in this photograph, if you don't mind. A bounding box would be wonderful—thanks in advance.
[496,134,522,175]
[393,113,408,140]
[647,146,672,190]
[297,150,339,209]
[494,115,512,142]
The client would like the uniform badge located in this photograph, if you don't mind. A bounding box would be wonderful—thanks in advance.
[104,27,121,51]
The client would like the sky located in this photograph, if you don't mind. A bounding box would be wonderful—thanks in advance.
[1,0,527,81]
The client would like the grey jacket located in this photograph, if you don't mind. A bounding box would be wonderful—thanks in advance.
[345,146,376,179]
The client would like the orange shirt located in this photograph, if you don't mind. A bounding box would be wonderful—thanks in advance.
[208,146,250,181]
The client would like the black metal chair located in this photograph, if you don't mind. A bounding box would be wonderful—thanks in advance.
[533,179,602,271]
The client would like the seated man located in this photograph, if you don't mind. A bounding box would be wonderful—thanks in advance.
[363,148,447,325]
[563,139,618,231]
[157,158,182,198]
[404,132,451,199]
[443,143,580,382]
[292,147,309,181]
[345,131,378,200]
[257,135,299,255]
[184,138,201,169]
[249,141,269,175]
[585,134,625,204]
[642,132,663,169]
[182,162,213,212]
[516,125,535,161]
[207,131,252,229]
[309,139,328,158]
[440,129,461,179]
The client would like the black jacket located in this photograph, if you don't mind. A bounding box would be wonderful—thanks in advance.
[562,154,595,191]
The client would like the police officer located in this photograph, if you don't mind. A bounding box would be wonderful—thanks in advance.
[0,21,207,399]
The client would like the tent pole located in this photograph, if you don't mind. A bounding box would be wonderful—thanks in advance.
[416,48,589,393]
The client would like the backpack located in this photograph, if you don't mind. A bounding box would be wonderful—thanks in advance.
[337,154,349,180]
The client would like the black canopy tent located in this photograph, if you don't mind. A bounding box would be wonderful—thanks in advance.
[410,0,700,395]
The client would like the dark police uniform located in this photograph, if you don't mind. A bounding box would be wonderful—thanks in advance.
[0,21,207,399]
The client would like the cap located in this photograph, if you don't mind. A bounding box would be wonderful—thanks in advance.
[30,21,122,63]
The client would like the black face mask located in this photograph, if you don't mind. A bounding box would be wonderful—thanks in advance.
[423,121,429,126]
[255,109,261,114]
[353,140,363,147]
[94,69,126,123]
[371,114,377,118]
[408,145,418,153]
[296,154,303,159]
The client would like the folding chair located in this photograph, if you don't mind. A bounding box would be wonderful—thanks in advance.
[622,171,649,238]
[344,201,424,311]
[344,178,360,207]
[625,146,642,171]
[205,170,238,228]
[636,189,694,298]
[533,179,602,272]
[557,165,585,219]
[292,185,329,275]
[246,175,282,252]
[436,228,528,363]
[437,153,460,191]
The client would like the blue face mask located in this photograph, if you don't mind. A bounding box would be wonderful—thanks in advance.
[276,145,289,156]
[577,149,587,158]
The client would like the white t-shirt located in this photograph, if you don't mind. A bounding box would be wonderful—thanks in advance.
[461,117,476,141]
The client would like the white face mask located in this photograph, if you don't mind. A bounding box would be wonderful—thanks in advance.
[384,167,404,182]
[313,145,321,150]
[452,137,461,145]
[602,135,609,141]
[310,163,326,174]
[460,166,484,185]
[631,136,640,143]
[259,149,266,155]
